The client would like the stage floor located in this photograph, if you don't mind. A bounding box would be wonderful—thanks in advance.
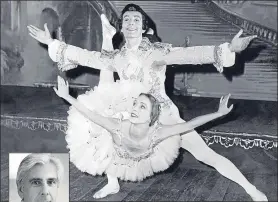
[1,127,277,201]
[1,85,277,201]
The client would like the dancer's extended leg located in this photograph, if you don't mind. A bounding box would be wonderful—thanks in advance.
[181,130,268,201]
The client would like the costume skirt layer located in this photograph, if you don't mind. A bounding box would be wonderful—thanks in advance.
[65,81,181,181]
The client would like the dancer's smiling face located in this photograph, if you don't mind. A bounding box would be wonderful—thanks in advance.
[130,94,152,124]
[121,11,145,39]
[130,94,160,126]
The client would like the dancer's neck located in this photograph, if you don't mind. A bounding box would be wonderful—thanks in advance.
[125,36,142,49]
[129,122,149,141]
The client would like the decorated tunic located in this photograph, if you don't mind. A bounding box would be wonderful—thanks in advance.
[48,37,235,111]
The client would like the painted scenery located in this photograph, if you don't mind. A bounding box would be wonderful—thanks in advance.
[1,1,118,87]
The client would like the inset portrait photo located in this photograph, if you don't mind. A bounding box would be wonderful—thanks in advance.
[9,153,69,202]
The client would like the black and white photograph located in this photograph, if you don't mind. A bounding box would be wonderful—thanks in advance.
[9,153,69,202]
[1,0,277,201]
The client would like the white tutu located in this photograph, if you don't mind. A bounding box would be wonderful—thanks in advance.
[66,80,181,181]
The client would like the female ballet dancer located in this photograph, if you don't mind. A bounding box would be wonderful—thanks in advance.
[54,75,233,199]
[27,3,266,201]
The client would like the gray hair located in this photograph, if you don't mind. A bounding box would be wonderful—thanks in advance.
[16,153,64,193]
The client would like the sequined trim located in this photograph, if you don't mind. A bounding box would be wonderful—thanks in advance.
[112,122,164,161]
[114,144,154,161]
[120,37,172,56]
[121,66,144,82]
[100,49,119,59]
[141,37,151,50]
[148,69,172,109]
[99,50,118,71]
[128,6,137,11]
[213,45,224,73]
[153,42,172,55]
[56,43,78,71]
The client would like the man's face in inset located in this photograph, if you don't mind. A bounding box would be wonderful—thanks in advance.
[20,162,59,202]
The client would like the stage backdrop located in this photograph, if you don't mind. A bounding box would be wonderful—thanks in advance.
[112,1,277,101]
[1,1,277,101]
[1,1,118,87]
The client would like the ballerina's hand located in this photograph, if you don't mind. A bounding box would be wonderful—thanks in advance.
[101,14,116,40]
[218,94,233,116]
[27,23,54,45]
[229,29,257,53]
[53,76,70,99]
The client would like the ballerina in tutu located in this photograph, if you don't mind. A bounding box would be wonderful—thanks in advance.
[54,75,234,199]
[27,3,267,201]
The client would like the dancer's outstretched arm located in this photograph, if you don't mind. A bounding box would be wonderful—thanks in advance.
[53,76,119,133]
[153,30,256,73]
[156,94,233,142]
[27,23,117,72]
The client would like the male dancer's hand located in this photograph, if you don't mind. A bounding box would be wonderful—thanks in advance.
[229,29,257,53]
[27,23,54,45]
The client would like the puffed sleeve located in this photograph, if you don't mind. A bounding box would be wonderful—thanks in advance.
[156,42,235,73]
[48,39,117,72]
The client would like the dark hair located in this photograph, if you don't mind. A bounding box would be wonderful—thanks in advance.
[112,31,125,50]
[118,4,149,31]
[139,93,161,126]
[40,8,60,32]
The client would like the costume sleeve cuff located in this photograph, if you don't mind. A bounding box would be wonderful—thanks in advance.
[213,42,236,73]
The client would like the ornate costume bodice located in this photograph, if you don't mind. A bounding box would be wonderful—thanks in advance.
[50,36,235,110]
[112,121,161,161]
[101,37,173,108]
[51,34,235,110]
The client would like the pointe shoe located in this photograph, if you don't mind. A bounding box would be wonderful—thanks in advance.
[101,14,116,38]
[250,188,268,201]
[101,14,116,50]
[93,183,120,199]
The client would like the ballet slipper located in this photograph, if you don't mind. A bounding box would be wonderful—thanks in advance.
[100,14,116,51]
[93,181,120,199]
[250,191,268,201]
[101,14,116,40]
[247,186,268,201]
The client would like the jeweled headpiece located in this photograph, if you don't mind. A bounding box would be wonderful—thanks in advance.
[119,4,149,30]
[128,6,137,11]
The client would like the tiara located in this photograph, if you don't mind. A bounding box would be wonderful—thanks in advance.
[128,6,137,11]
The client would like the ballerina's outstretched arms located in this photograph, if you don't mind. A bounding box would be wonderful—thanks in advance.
[54,75,233,144]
